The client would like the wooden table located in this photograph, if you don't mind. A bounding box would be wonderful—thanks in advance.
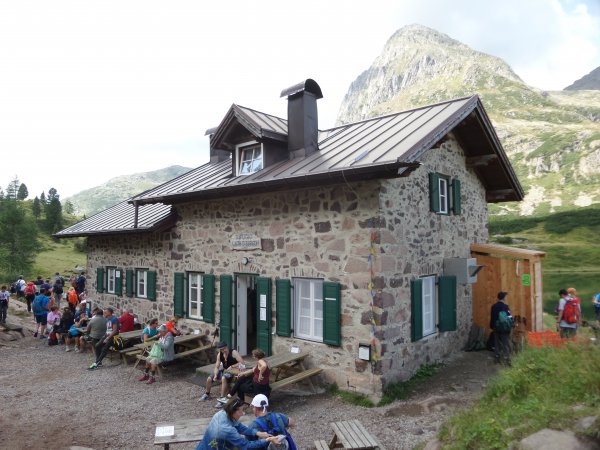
[133,334,213,373]
[153,416,251,449]
[328,419,384,450]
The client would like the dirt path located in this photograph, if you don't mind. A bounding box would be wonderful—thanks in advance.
[0,302,501,450]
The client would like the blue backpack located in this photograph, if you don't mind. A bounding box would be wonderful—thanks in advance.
[254,412,297,450]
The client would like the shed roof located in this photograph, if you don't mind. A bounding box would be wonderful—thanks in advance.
[56,95,523,238]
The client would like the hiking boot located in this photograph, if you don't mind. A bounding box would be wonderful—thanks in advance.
[146,377,155,385]
[138,374,149,382]
[33,332,38,338]
[199,393,210,401]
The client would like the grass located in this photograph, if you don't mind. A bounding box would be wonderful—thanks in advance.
[438,341,600,449]
[26,234,85,282]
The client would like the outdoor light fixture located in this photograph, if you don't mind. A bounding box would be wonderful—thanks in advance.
[241,257,249,265]
[358,343,371,361]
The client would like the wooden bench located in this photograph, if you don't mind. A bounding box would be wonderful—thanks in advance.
[154,416,251,449]
[242,367,323,404]
[315,440,330,450]
[328,419,386,450]
[136,343,213,376]
[119,346,144,364]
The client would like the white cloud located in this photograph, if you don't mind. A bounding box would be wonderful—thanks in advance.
[0,0,598,199]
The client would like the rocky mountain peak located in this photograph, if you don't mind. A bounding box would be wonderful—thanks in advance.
[564,66,600,91]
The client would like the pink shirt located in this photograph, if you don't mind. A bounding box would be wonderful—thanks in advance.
[47,311,61,325]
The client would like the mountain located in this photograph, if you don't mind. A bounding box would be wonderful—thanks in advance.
[564,66,600,91]
[337,24,600,216]
[66,165,191,216]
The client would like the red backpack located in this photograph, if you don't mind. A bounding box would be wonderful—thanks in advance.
[24,283,36,296]
[562,299,580,324]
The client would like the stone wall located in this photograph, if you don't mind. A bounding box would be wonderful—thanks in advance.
[377,135,489,386]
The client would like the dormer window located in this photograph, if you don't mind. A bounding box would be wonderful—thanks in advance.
[237,142,263,175]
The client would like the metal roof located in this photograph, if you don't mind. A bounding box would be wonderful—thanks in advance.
[55,201,174,237]
[56,95,523,237]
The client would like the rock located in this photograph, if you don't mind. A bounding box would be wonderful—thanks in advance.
[576,416,597,430]
[519,428,589,450]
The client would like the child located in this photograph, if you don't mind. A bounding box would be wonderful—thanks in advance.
[0,285,10,324]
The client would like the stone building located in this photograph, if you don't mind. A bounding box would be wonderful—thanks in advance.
[57,79,522,398]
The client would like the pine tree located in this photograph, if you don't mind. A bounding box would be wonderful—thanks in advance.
[17,183,28,200]
[32,196,42,220]
[6,177,20,200]
[0,198,38,279]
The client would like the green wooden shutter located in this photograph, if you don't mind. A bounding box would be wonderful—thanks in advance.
[452,178,462,215]
[438,276,457,332]
[429,172,440,213]
[96,268,105,294]
[147,271,157,301]
[411,278,423,342]
[202,274,215,324]
[114,269,122,297]
[125,269,134,297]
[323,281,341,346]
[219,275,233,347]
[275,279,291,337]
[256,277,272,356]
[174,272,185,317]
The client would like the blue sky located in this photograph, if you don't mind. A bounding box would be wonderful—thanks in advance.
[0,0,598,198]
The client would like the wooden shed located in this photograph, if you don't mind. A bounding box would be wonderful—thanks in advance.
[470,243,546,333]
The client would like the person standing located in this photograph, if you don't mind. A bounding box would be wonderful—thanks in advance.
[557,289,580,338]
[52,276,64,309]
[76,272,86,295]
[88,307,119,370]
[593,291,600,323]
[490,291,512,365]
[33,288,51,338]
[15,276,26,299]
[0,285,10,324]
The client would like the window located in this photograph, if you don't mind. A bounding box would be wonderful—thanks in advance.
[293,278,323,342]
[237,142,263,175]
[107,267,116,294]
[188,272,203,320]
[438,177,448,214]
[136,269,148,299]
[429,172,461,215]
[421,276,437,337]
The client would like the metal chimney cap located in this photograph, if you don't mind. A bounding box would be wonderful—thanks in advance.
[280,78,323,99]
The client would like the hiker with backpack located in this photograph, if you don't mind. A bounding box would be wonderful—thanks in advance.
[248,394,296,450]
[33,288,51,339]
[557,288,580,338]
[490,291,513,365]
[24,280,36,313]
[52,276,64,309]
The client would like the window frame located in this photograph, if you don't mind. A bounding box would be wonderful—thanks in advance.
[292,277,324,343]
[106,267,116,294]
[136,269,148,299]
[438,176,449,214]
[187,272,204,320]
[421,275,437,337]
[236,141,263,176]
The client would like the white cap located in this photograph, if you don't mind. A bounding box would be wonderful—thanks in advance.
[250,394,269,409]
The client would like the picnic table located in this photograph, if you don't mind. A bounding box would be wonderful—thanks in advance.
[153,416,251,449]
[133,334,214,374]
[315,419,386,450]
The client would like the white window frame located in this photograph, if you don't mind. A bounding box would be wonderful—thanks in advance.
[136,269,148,299]
[293,278,323,343]
[422,275,437,337]
[438,177,449,214]
[107,267,116,294]
[187,272,203,320]
[236,141,263,176]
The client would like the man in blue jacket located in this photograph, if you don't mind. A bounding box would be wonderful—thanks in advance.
[490,291,512,366]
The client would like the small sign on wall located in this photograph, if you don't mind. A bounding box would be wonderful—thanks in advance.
[231,233,261,250]
[522,274,531,286]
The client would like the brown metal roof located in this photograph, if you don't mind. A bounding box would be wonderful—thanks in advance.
[57,95,523,237]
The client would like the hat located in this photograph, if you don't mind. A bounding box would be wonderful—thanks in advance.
[250,394,269,409]
[158,325,167,332]
[497,291,508,300]
[217,341,228,349]
[567,287,576,294]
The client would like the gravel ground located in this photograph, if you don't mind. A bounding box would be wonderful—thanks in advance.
[0,302,500,450]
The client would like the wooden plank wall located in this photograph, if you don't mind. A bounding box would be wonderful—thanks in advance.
[472,254,538,335]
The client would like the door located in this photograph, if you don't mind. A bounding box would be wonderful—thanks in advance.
[235,274,257,356]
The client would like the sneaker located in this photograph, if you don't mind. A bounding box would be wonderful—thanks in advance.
[96,361,102,367]
[88,363,98,370]
[146,377,155,385]
[33,332,38,338]
[65,347,72,352]
[214,402,223,409]
[199,393,210,401]
[74,347,80,353]
[138,374,149,382]
[217,396,229,404]
[39,335,46,339]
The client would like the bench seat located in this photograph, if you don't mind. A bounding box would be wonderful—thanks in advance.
[314,439,330,450]
[270,367,322,390]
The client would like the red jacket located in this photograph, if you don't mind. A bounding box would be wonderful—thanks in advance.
[119,312,135,332]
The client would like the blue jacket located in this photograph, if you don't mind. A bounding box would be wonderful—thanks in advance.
[195,410,268,450]
[33,294,50,317]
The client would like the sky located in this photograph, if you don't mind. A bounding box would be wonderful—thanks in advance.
[1,0,599,199]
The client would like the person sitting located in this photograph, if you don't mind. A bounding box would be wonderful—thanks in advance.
[69,303,91,352]
[87,307,119,370]
[138,325,175,384]
[224,348,270,403]
[141,318,160,343]
[165,315,182,337]
[195,397,277,450]
[200,341,245,401]
[55,307,74,349]
[82,308,107,354]
[119,308,135,333]
[248,394,296,450]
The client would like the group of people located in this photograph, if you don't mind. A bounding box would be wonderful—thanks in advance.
[12,272,87,315]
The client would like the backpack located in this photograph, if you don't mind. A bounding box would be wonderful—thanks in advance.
[48,331,58,346]
[54,283,63,295]
[25,284,36,296]
[33,297,45,314]
[68,290,79,305]
[495,311,514,333]
[254,413,297,450]
[562,299,579,324]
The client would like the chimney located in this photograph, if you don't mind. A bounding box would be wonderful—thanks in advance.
[280,79,323,158]
[205,127,231,163]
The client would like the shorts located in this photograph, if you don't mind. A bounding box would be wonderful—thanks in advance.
[35,315,48,325]
[210,370,233,382]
